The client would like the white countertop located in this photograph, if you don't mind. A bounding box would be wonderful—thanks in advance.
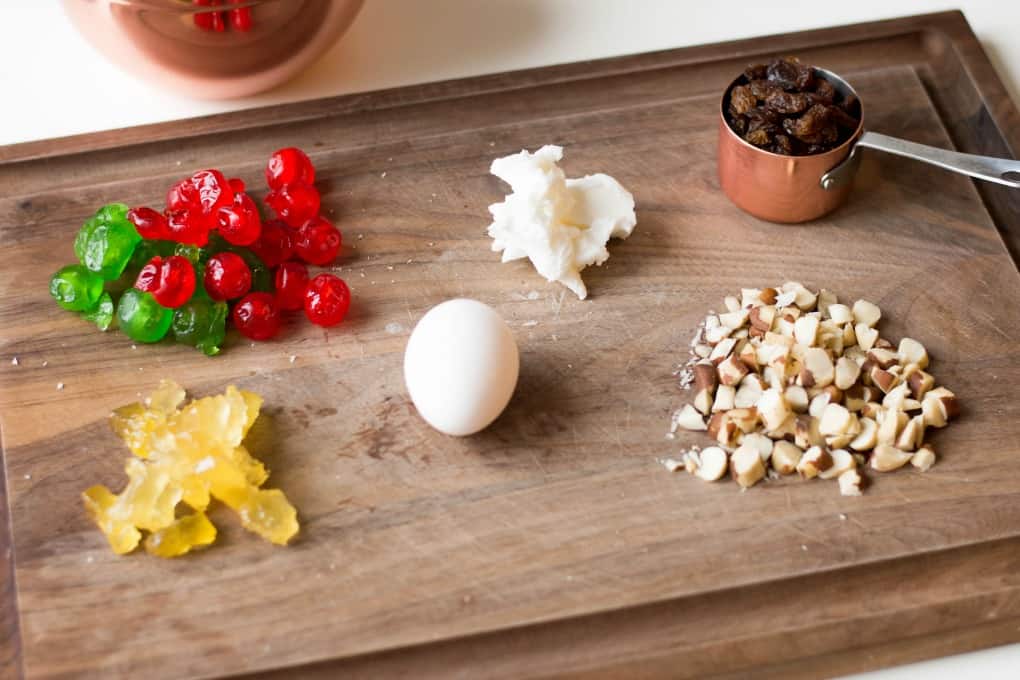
[2,1,1018,677]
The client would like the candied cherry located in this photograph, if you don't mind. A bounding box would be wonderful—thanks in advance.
[304,273,350,327]
[127,207,170,240]
[232,292,280,340]
[294,216,341,265]
[264,181,320,228]
[167,169,234,215]
[228,177,246,193]
[134,255,196,309]
[229,4,253,31]
[265,147,315,190]
[165,209,210,246]
[204,251,252,301]
[274,262,309,311]
[248,219,294,268]
[217,192,262,246]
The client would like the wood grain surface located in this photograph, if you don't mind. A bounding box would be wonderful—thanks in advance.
[1,11,1019,680]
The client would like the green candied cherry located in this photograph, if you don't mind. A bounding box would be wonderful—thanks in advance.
[172,295,228,356]
[82,292,115,331]
[49,265,104,311]
[75,203,142,280]
[129,239,176,271]
[116,289,173,343]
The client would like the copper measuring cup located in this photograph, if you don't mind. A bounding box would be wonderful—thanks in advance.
[717,68,1020,223]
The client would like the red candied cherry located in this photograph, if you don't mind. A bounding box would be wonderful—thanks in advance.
[127,207,169,240]
[304,273,350,327]
[265,147,315,190]
[167,169,234,215]
[228,1,254,31]
[204,251,252,301]
[248,219,294,268]
[165,209,210,246]
[134,255,196,309]
[217,192,262,246]
[274,261,309,311]
[232,292,280,340]
[264,181,320,228]
[228,177,246,193]
[294,216,342,265]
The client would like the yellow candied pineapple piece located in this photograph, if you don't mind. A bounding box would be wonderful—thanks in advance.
[144,511,217,557]
[234,488,299,546]
[82,485,141,555]
[83,380,299,558]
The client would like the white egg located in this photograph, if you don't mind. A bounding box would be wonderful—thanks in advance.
[403,299,519,436]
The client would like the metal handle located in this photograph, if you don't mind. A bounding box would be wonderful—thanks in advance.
[821,130,1020,190]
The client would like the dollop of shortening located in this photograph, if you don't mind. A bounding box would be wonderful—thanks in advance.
[487,145,636,300]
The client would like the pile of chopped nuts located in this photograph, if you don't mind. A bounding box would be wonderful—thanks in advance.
[669,282,958,496]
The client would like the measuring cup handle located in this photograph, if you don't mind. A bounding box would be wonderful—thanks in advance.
[836,131,1020,189]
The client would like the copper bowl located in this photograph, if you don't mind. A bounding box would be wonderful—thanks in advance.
[717,68,863,224]
[62,0,365,99]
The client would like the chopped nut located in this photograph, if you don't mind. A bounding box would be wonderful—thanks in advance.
[808,392,830,419]
[818,448,856,479]
[734,374,764,408]
[870,365,897,393]
[712,384,736,412]
[704,322,732,344]
[740,432,774,462]
[719,309,750,330]
[793,316,820,346]
[855,324,878,351]
[693,387,714,415]
[760,287,778,305]
[724,296,741,313]
[785,385,809,413]
[838,468,863,496]
[756,388,790,431]
[731,444,766,488]
[695,446,729,481]
[816,289,838,317]
[741,288,765,308]
[834,357,861,391]
[797,446,833,479]
[907,370,935,400]
[693,344,712,359]
[911,444,936,472]
[894,416,920,452]
[842,322,856,347]
[866,348,898,370]
[727,407,759,433]
[876,408,907,445]
[860,401,882,420]
[794,415,825,449]
[852,299,881,328]
[771,441,804,474]
[921,387,958,428]
[818,403,852,436]
[849,417,878,451]
[800,347,835,388]
[717,354,749,386]
[827,304,852,324]
[881,383,909,413]
[749,306,777,333]
[870,443,913,472]
[737,341,759,371]
[709,338,737,364]
[674,404,707,431]
[897,338,929,368]
[708,412,739,447]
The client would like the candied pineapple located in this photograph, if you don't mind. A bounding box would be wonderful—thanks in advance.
[84,380,298,557]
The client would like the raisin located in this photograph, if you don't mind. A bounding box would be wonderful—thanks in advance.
[766,58,801,90]
[747,79,774,100]
[729,84,757,116]
[773,134,794,155]
[745,129,772,147]
[743,63,767,81]
[765,89,810,114]
[813,78,836,104]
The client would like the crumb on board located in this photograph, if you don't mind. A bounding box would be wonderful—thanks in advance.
[380,172,387,178]
[839,513,847,521]
[10,357,18,366]
[56,382,64,390]
[522,320,538,327]
[289,355,297,364]
[42,360,48,367]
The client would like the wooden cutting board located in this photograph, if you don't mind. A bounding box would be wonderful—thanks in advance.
[2,11,1020,680]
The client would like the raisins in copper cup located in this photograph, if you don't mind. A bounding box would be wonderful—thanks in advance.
[717,59,863,224]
